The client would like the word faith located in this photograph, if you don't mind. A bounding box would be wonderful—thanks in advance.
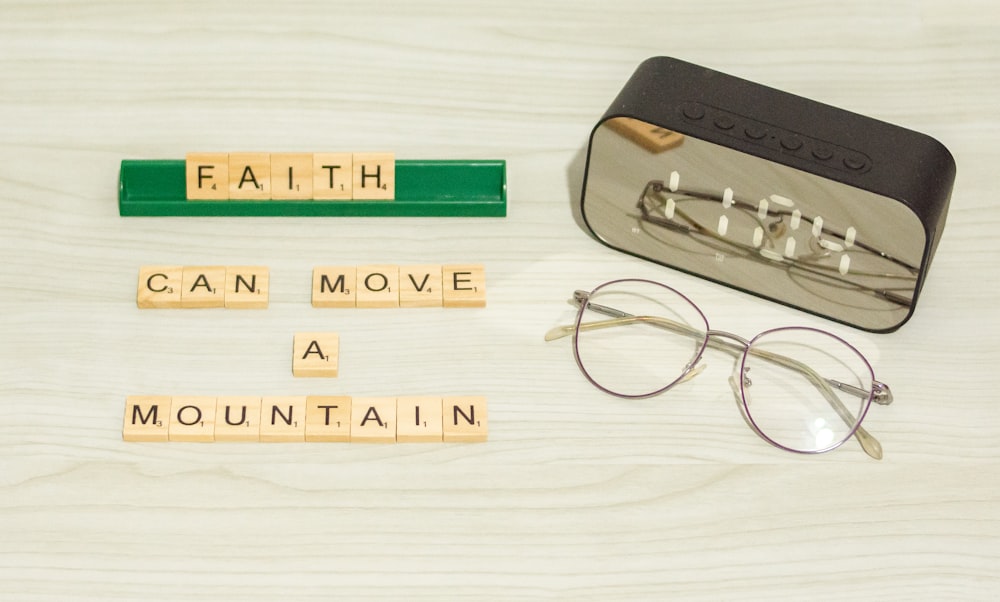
[185,152,394,201]
[123,395,487,443]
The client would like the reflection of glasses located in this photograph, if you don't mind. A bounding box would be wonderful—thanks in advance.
[635,180,920,308]
[544,279,894,459]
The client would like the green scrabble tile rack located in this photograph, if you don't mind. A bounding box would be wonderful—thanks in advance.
[118,159,507,217]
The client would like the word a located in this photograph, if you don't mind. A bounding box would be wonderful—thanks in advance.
[186,152,394,201]
[123,395,487,443]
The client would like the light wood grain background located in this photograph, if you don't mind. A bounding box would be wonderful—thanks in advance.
[1,1,997,599]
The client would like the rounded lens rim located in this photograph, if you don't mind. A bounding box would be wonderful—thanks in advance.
[738,325,876,454]
[572,278,711,399]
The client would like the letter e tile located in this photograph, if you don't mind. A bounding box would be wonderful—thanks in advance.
[442,396,488,442]
[442,265,486,308]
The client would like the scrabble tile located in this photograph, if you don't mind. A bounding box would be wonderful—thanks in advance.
[181,266,226,308]
[313,153,353,200]
[305,396,352,442]
[185,153,230,200]
[396,396,443,443]
[168,396,217,442]
[442,396,488,442]
[352,152,395,200]
[214,396,262,442]
[350,397,396,443]
[399,265,443,308]
[271,153,313,200]
[229,153,271,200]
[312,266,357,308]
[123,396,172,441]
[292,332,340,378]
[356,265,399,308]
[137,266,183,308]
[260,396,307,442]
[442,264,486,308]
[606,117,685,153]
[224,266,269,309]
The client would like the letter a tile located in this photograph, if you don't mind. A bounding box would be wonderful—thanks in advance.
[292,332,340,377]
[350,397,396,443]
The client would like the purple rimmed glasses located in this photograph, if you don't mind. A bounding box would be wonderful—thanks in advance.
[544,279,893,459]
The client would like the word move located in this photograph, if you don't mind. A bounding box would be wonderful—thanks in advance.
[185,152,394,201]
[123,395,487,443]
[313,264,486,308]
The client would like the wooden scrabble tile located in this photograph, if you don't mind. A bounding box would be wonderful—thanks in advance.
[123,395,172,441]
[395,396,443,443]
[442,396,488,442]
[185,153,230,200]
[442,264,486,308]
[312,266,357,308]
[229,153,271,200]
[181,266,226,308]
[168,396,217,442]
[224,266,269,309]
[313,153,353,200]
[356,265,399,308]
[214,396,262,442]
[270,153,313,200]
[305,396,352,442]
[606,117,685,153]
[352,152,395,200]
[350,397,396,443]
[137,266,183,308]
[292,332,340,378]
[399,265,443,308]
[260,396,307,442]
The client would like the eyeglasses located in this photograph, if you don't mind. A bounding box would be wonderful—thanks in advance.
[544,279,893,459]
[635,180,919,308]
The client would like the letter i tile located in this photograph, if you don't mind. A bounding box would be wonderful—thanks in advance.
[396,396,443,442]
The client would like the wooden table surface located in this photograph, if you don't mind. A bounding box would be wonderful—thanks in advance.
[1,1,997,599]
